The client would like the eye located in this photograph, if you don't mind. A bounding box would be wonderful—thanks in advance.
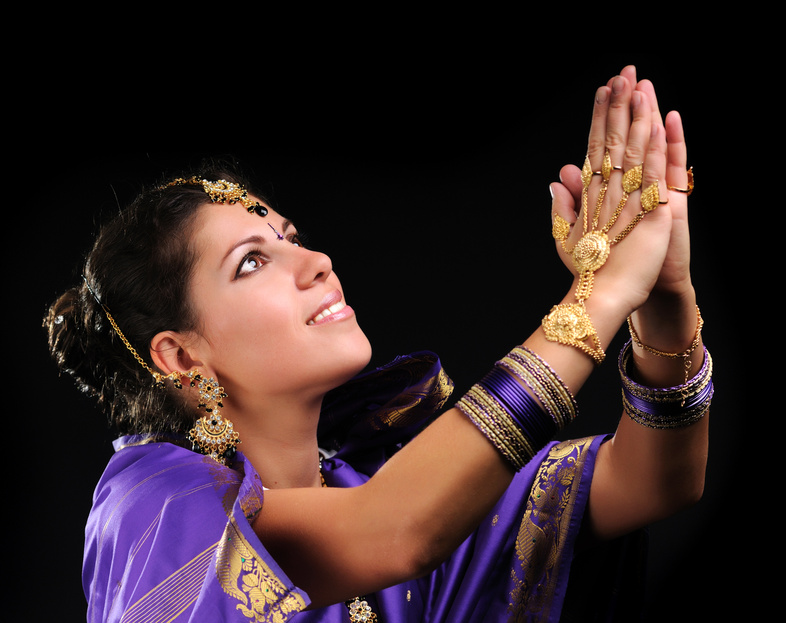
[235,250,267,278]
[288,232,308,248]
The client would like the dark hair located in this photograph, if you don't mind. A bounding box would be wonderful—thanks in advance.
[43,158,265,435]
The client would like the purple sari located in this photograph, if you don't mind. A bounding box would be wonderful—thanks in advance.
[83,353,644,622]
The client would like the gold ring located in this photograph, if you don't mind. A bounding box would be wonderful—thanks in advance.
[667,167,694,195]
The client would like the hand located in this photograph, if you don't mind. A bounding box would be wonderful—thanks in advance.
[635,77,694,298]
[550,66,674,317]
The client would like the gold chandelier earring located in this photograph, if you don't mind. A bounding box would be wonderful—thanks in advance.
[184,371,240,465]
[80,275,241,465]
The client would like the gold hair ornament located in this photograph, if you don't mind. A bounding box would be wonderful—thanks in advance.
[159,176,269,217]
[82,276,240,465]
[545,149,666,364]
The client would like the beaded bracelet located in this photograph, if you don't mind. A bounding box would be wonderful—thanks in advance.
[619,339,714,429]
[456,347,578,470]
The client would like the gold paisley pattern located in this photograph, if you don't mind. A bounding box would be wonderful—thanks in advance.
[217,518,306,622]
[373,366,453,430]
[508,437,594,622]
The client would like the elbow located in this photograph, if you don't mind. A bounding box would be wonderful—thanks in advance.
[388,512,459,582]
[659,465,707,518]
[680,471,706,509]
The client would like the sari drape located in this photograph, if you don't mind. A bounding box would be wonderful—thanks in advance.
[83,353,644,622]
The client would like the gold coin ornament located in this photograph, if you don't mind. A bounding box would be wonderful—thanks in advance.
[542,303,593,342]
[572,231,611,274]
[542,303,605,364]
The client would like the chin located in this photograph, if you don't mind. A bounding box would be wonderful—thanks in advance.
[333,330,373,384]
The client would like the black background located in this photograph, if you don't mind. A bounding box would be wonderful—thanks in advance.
[13,52,764,621]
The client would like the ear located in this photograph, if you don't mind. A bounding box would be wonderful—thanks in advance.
[149,330,205,376]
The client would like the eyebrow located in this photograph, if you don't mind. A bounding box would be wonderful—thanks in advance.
[219,219,294,267]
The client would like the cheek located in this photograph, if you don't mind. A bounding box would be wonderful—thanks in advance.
[204,297,299,361]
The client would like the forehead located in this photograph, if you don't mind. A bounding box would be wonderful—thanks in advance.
[191,200,288,256]
[194,198,280,232]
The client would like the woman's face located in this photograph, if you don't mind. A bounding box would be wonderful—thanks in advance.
[186,201,372,409]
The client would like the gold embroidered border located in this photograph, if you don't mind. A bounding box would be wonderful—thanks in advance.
[216,517,307,621]
[508,437,594,622]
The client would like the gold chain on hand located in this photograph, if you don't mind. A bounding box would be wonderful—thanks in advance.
[545,149,664,364]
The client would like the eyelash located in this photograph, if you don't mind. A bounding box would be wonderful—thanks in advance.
[234,232,309,279]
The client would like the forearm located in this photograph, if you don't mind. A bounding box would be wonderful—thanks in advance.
[254,285,634,606]
[255,408,514,607]
[588,285,710,540]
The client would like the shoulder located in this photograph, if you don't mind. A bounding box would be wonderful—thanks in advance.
[89,440,253,533]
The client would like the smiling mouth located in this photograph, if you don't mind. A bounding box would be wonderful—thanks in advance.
[307,301,347,325]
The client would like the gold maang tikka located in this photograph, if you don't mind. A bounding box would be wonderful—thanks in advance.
[545,150,663,364]
[159,176,270,217]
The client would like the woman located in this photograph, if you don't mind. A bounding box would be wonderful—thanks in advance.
[45,66,709,621]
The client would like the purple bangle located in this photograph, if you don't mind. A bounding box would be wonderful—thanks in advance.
[479,366,556,450]
[619,339,714,428]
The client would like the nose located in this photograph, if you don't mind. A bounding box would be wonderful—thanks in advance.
[293,246,333,289]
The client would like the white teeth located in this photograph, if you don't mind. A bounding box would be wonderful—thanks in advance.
[308,301,345,325]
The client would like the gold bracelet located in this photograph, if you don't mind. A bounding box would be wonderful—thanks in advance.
[541,302,605,365]
[627,305,704,398]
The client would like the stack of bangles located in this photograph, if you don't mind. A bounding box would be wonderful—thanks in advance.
[458,338,713,471]
[619,339,714,429]
[456,346,578,470]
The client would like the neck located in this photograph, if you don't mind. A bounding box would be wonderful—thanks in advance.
[229,393,325,489]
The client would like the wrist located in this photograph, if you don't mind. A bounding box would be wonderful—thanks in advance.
[627,290,704,389]
[631,285,699,353]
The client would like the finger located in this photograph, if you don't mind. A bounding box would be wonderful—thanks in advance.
[619,65,638,86]
[664,110,690,191]
[641,121,668,208]
[559,164,583,204]
[623,91,652,174]
[604,75,633,169]
[550,180,578,225]
[635,79,664,126]
[550,177,580,256]
[587,85,611,172]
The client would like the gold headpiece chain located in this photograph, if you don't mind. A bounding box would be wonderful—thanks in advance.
[77,174,266,464]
